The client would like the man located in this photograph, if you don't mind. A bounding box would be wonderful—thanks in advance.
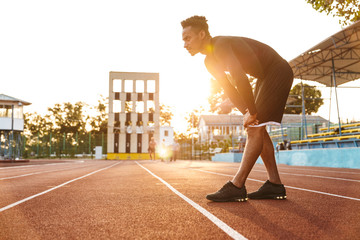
[181,16,293,202]
[171,139,180,161]
[148,137,157,160]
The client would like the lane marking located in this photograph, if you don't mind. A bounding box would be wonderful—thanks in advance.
[0,164,97,180]
[0,161,83,170]
[0,162,121,212]
[255,169,360,183]
[227,167,360,183]
[136,161,247,240]
[268,166,360,175]
[190,168,360,202]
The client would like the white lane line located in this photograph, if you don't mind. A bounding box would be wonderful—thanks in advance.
[266,166,360,175]
[256,169,360,183]
[0,162,121,212]
[0,164,95,180]
[0,168,73,180]
[227,167,360,183]
[190,168,360,202]
[136,161,247,240]
[0,161,83,170]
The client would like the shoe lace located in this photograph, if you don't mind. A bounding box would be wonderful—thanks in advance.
[257,182,270,192]
[218,182,232,192]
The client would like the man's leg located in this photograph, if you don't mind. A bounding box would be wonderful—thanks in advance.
[260,130,282,184]
[247,129,286,199]
[206,126,263,202]
[231,126,265,188]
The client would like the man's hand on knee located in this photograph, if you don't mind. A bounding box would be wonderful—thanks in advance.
[243,109,259,127]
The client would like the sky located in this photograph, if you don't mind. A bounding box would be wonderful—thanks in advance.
[1,0,360,133]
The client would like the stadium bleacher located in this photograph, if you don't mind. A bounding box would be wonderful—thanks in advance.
[290,122,360,149]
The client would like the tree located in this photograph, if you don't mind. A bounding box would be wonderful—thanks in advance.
[306,0,360,26]
[284,83,324,114]
[24,112,54,137]
[47,102,88,134]
[174,132,191,143]
[23,97,109,158]
[88,96,108,133]
[23,112,55,152]
[160,104,173,126]
[185,107,205,133]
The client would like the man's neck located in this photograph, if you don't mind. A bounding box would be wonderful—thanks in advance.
[200,37,213,56]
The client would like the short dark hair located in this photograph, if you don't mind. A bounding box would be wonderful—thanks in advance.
[181,15,210,37]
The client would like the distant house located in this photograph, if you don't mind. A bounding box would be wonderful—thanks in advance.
[198,115,245,144]
[0,94,31,132]
[198,114,329,143]
[0,94,31,160]
[159,126,174,146]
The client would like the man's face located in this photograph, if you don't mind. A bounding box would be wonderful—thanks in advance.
[182,26,204,56]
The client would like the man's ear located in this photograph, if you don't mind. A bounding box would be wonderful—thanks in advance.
[199,30,206,39]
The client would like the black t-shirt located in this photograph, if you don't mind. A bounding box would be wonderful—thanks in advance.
[205,36,285,115]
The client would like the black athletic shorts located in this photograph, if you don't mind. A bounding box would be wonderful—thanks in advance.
[253,60,294,126]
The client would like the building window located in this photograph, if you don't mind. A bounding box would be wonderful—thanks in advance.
[164,130,168,137]
[113,79,122,92]
[135,101,144,113]
[125,80,133,92]
[125,101,133,113]
[147,80,156,93]
[136,80,144,93]
[147,101,155,112]
[113,100,121,113]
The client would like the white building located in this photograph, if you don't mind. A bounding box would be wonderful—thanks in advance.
[0,94,31,132]
[107,72,160,158]
[198,114,245,144]
[159,126,174,146]
[198,114,329,144]
[0,94,31,160]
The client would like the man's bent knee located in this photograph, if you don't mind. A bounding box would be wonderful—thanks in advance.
[246,126,265,136]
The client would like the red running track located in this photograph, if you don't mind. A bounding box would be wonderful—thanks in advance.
[0,159,359,239]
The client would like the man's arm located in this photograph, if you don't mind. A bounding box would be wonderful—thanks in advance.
[205,57,247,114]
[211,39,258,116]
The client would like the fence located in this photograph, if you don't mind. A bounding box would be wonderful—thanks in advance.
[1,131,236,160]
[177,142,212,160]
[21,132,107,159]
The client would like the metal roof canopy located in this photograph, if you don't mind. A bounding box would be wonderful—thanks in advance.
[0,94,31,106]
[288,21,360,138]
[289,20,360,87]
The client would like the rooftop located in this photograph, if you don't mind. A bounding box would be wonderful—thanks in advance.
[0,94,31,106]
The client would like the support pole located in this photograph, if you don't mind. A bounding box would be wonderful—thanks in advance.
[301,81,308,139]
[63,133,66,157]
[10,105,14,161]
[89,132,92,157]
[101,132,104,154]
[328,78,333,131]
[75,132,78,156]
[37,132,40,158]
[280,123,285,142]
[0,131,2,157]
[49,132,52,158]
[331,59,342,136]
[192,114,194,160]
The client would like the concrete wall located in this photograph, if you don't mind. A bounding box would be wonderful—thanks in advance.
[212,148,360,169]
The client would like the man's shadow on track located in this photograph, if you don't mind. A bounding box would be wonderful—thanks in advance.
[206,199,333,240]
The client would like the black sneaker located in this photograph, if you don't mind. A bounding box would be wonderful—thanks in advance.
[206,181,247,202]
[248,180,287,200]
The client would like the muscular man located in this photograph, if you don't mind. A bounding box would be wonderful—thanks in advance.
[181,16,293,202]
